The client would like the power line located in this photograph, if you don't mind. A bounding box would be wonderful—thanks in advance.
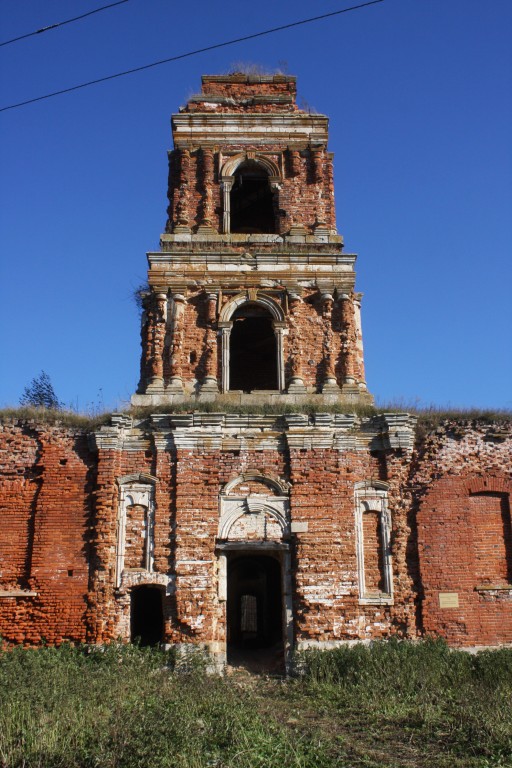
[0,0,130,48]
[0,0,384,113]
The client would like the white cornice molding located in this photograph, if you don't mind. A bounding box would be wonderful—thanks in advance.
[91,412,417,453]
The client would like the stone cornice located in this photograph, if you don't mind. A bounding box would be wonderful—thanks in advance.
[157,234,345,249]
[91,412,417,453]
[172,113,329,147]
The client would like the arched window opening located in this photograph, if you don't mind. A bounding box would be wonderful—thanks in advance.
[130,585,164,646]
[229,303,277,391]
[230,161,276,234]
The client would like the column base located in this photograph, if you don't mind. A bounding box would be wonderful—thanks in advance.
[166,376,184,394]
[288,224,307,236]
[321,377,341,394]
[287,377,307,395]
[199,377,219,395]
[341,378,361,397]
[196,223,216,235]
[146,377,164,393]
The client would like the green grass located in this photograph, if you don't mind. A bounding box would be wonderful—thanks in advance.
[1,402,510,431]
[0,640,511,768]
[0,405,112,429]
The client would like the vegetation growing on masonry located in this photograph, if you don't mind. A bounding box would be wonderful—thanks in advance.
[0,639,510,768]
[0,400,510,432]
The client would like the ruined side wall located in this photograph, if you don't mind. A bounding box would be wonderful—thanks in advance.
[412,422,512,646]
[289,447,418,645]
[0,423,95,644]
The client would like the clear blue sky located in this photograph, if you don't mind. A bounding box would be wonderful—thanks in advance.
[1,0,511,412]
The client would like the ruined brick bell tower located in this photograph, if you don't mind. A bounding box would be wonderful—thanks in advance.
[132,74,373,406]
[1,74,511,663]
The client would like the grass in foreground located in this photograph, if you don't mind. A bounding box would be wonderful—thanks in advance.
[0,639,511,768]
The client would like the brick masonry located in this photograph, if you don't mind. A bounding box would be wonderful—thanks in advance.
[1,76,510,657]
[0,416,510,653]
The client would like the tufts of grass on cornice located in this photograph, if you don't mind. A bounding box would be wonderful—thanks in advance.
[375,400,512,428]
[1,402,510,432]
[129,399,379,421]
[0,406,112,430]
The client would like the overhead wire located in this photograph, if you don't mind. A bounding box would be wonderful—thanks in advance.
[0,0,131,48]
[1,0,384,113]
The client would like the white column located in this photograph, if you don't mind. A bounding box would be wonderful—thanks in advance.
[219,323,231,392]
[274,322,286,392]
[218,554,227,602]
[221,178,233,234]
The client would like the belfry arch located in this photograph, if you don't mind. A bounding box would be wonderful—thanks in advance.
[220,153,282,235]
[218,294,286,393]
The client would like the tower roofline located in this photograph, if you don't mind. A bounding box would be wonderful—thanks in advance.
[201,74,297,85]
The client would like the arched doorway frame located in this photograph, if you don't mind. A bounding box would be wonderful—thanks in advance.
[218,293,286,393]
[220,152,282,235]
[216,472,293,671]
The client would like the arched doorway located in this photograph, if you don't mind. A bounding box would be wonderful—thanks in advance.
[227,554,284,670]
[229,303,278,391]
[130,585,164,646]
[230,161,276,234]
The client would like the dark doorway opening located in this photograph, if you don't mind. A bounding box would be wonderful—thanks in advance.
[227,554,284,671]
[230,161,276,234]
[229,304,278,391]
[130,585,164,646]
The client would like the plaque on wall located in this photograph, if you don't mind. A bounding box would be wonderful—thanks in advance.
[439,592,459,608]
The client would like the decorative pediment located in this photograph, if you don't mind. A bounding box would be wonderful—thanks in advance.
[223,470,290,496]
[218,496,289,541]
[220,152,281,180]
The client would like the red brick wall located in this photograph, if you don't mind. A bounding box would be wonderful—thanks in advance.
[471,493,512,584]
[1,417,510,649]
[414,424,512,646]
[166,145,336,236]
[0,424,94,645]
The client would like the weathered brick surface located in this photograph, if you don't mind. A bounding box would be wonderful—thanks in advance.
[0,424,94,644]
[413,423,512,646]
[134,74,364,400]
[2,77,510,654]
[0,418,510,649]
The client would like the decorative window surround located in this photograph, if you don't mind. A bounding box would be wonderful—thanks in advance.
[116,474,158,589]
[218,293,286,393]
[355,481,393,605]
[220,152,282,235]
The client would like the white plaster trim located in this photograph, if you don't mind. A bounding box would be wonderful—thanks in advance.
[218,496,290,540]
[116,480,156,589]
[354,483,393,602]
[222,470,290,496]
[219,293,285,322]
[220,152,281,179]
[116,473,158,486]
